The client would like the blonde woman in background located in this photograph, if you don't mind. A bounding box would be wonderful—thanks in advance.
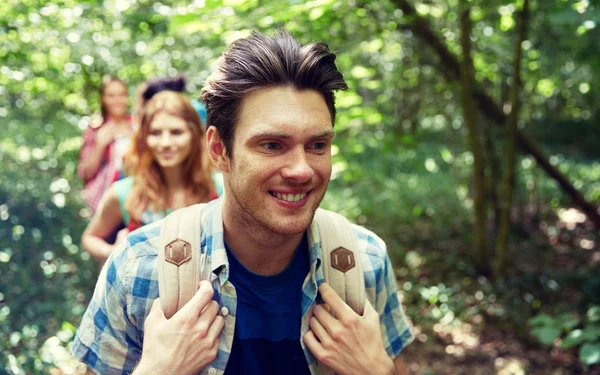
[81,91,222,263]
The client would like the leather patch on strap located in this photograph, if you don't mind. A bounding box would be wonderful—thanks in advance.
[330,247,355,273]
[165,238,191,266]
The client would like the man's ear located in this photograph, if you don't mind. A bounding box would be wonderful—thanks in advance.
[206,126,230,173]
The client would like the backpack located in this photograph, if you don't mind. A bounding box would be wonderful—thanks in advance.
[158,203,366,318]
[157,204,366,373]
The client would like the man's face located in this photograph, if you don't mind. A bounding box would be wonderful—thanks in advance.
[224,86,334,236]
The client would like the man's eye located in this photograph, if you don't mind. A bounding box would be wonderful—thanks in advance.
[262,142,280,150]
[310,142,327,150]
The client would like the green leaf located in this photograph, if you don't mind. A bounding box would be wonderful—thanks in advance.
[588,306,600,323]
[401,135,414,146]
[61,321,76,333]
[558,313,581,332]
[529,313,555,327]
[581,326,600,341]
[579,342,600,365]
[531,326,561,345]
[561,329,586,349]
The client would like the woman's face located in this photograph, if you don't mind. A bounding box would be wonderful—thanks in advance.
[102,81,128,118]
[146,112,193,169]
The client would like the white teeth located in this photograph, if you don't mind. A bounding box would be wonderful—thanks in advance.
[274,192,307,202]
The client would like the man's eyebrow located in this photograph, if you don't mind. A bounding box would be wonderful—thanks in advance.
[250,131,290,139]
[248,130,335,140]
[312,130,335,139]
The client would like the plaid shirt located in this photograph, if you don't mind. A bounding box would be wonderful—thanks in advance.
[72,198,414,374]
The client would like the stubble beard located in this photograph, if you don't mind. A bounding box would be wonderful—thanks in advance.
[227,177,328,243]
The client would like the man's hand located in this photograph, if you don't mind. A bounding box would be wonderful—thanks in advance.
[303,283,395,375]
[134,280,225,375]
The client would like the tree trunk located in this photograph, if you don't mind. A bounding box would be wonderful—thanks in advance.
[392,0,600,228]
[495,0,531,279]
[484,121,501,232]
[458,3,487,272]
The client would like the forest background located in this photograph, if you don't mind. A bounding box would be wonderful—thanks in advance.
[1,0,599,374]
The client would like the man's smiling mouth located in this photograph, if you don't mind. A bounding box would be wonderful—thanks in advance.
[269,191,309,202]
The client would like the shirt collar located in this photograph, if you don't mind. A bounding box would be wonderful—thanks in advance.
[307,218,325,284]
[201,198,230,286]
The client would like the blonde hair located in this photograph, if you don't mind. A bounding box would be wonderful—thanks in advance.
[124,91,215,222]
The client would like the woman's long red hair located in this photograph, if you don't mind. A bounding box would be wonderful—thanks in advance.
[124,91,215,222]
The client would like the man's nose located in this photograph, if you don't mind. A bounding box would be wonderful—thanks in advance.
[281,148,314,183]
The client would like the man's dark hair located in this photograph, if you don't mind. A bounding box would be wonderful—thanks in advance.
[201,30,348,156]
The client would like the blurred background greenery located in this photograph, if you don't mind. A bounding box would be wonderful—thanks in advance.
[1,0,599,373]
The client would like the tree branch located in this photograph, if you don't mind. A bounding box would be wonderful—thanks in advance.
[392,0,600,227]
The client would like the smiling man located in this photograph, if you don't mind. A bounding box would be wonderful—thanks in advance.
[72,30,413,375]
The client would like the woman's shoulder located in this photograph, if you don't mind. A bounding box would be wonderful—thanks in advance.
[112,177,135,199]
[111,177,135,225]
[113,176,134,188]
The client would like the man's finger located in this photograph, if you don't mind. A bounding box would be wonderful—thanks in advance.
[363,298,380,321]
[309,316,330,346]
[146,298,165,324]
[207,315,225,341]
[176,280,214,319]
[303,330,324,355]
[319,282,352,319]
[313,304,337,328]
[198,300,220,323]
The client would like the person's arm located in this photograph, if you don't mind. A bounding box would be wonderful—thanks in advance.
[71,234,138,373]
[78,123,114,182]
[81,186,126,262]
[394,355,409,375]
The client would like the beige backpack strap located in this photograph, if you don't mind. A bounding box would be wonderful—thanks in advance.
[314,208,366,316]
[158,204,206,319]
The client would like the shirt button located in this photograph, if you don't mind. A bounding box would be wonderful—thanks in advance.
[221,306,229,316]
[208,368,217,375]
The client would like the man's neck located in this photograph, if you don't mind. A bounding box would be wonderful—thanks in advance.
[222,203,306,276]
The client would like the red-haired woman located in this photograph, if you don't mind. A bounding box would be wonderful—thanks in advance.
[81,91,222,263]
[78,76,135,212]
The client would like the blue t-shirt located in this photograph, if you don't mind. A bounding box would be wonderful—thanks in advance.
[224,236,311,375]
